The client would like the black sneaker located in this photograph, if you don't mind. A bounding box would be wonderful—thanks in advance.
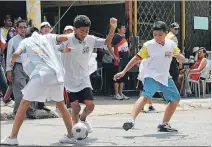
[157,123,178,132]
[122,119,135,131]
[148,106,156,113]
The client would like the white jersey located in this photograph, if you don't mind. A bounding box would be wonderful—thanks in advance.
[61,34,105,92]
[137,39,180,86]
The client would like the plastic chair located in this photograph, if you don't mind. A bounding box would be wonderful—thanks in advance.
[200,67,211,97]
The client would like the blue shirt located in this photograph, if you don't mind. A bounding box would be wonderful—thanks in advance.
[6,34,24,71]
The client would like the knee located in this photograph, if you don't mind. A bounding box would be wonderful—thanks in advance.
[56,102,67,113]
[20,100,30,108]
[142,96,150,103]
[170,100,180,107]
[71,102,81,114]
[84,101,95,112]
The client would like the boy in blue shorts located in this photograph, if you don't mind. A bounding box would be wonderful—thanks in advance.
[114,21,184,132]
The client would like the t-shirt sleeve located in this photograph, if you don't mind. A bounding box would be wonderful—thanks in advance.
[173,44,180,54]
[111,34,119,46]
[46,34,58,45]
[137,44,149,59]
[93,36,106,48]
[18,40,26,53]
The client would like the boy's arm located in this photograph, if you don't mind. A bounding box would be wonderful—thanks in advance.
[173,46,185,63]
[114,45,149,81]
[104,18,117,45]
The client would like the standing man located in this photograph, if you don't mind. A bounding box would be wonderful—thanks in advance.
[6,19,34,118]
[61,15,117,133]
[107,22,130,100]
[63,25,74,34]
[40,22,52,35]
[166,22,181,90]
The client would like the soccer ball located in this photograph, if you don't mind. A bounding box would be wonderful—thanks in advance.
[72,122,88,140]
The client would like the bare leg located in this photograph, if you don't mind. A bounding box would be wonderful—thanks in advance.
[162,100,180,123]
[119,82,125,95]
[10,100,30,138]
[80,100,95,121]
[56,101,73,137]
[71,102,81,125]
[131,96,149,120]
[114,83,119,95]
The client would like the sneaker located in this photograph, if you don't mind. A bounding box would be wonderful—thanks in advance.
[122,118,135,131]
[114,94,123,100]
[1,136,18,145]
[59,135,77,144]
[0,100,6,107]
[157,123,178,132]
[121,94,130,100]
[80,119,93,133]
[148,105,157,113]
[6,100,15,108]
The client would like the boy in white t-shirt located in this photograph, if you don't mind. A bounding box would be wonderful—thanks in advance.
[114,21,184,132]
[1,27,77,145]
[60,15,117,133]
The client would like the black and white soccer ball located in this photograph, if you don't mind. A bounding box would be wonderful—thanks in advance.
[72,122,88,140]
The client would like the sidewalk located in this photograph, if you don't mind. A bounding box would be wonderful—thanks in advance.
[1,95,211,121]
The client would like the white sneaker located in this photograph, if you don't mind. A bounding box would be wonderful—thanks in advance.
[6,100,15,108]
[80,119,93,133]
[1,137,18,145]
[59,135,77,144]
[121,94,130,100]
[0,101,6,107]
[114,94,123,100]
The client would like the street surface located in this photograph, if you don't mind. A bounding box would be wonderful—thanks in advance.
[1,109,211,146]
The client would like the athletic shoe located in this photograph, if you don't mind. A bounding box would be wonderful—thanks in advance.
[1,137,18,145]
[6,100,15,108]
[148,105,157,113]
[59,135,77,144]
[114,94,123,100]
[157,123,178,132]
[80,119,93,133]
[122,118,135,131]
[0,100,6,107]
[121,94,130,100]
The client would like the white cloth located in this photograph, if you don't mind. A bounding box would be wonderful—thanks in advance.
[88,53,97,75]
[22,77,64,102]
[61,33,105,92]
[19,32,64,85]
[143,39,178,86]
[137,58,150,82]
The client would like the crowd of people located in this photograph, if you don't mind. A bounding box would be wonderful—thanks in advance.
[0,13,210,145]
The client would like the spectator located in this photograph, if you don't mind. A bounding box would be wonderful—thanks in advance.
[40,22,52,35]
[166,22,182,90]
[6,19,35,118]
[63,25,74,34]
[107,22,130,100]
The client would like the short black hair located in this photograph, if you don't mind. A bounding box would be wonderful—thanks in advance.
[74,15,91,28]
[199,47,207,53]
[16,19,28,27]
[25,27,39,38]
[116,21,125,32]
[4,15,11,21]
[152,21,168,32]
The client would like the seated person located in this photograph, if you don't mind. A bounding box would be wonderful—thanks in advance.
[178,47,207,85]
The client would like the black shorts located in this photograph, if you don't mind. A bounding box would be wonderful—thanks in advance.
[113,65,128,83]
[136,80,144,91]
[68,88,93,103]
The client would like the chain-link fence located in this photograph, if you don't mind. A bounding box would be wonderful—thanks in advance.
[132,1,211,57]
[133,1,176,46]
[185,1,211,57]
